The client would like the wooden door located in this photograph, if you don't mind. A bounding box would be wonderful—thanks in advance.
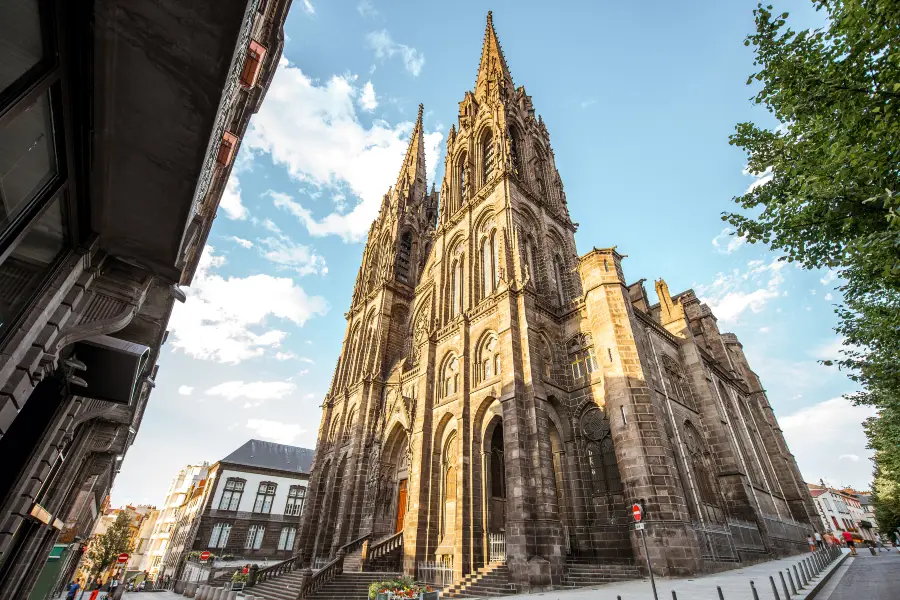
[395,479,408,533]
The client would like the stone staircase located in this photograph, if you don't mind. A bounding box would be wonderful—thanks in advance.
[306,570,401,600]
[441,563,517,598]
[249,569,306,600]
[561,558,643,588]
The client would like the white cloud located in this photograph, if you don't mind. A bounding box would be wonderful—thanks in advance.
[303,392,316,400]
[580,99,597,109]
[245,59,442,242]
[274,352,295,361]
[695,258,786,323]
[366,30,425,76]
[246,419,306,445]
[711,227,747,254]
[219,174,248,220]
[168,246,329,364]
[206,380,297,408]
[824,292,833,301]
[301,0,315,14]
[257,232,328,276]
[742,165,774,194]
[839,454,860,462]
[759,327,770,333]
[780,397,875,489]
[178,385,194,396]
[357,0,378,18]
[229,236,253,249]
[359,81,378,111]
[298,357,315,364]
[820,269,838,286]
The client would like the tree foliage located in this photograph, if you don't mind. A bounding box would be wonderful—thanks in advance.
[726,0,900,516]
[86,511,135,577]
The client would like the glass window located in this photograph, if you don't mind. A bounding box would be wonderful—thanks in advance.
[253,482,277,513]
[0,194,66,334]
[277,527,296,551]
[208,523,231,549]
[0,0,45,97]
[218,478,244,511]
[245,525,265,550]
[0,92,57,232]
[284,485,305,516]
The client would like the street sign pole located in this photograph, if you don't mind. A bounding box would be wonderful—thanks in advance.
[639,526,658,600]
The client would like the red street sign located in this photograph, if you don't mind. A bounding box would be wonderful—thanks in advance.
[199,551,211,562]
[117,553,129,564]
[632,504,643,522]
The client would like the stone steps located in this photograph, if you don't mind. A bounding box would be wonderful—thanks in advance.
[442,563,517,598]
[306,571,402,600]
[561,560,643,589]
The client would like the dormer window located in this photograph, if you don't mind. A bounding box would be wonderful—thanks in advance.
[240,41,267,88]
[216,131,238,166]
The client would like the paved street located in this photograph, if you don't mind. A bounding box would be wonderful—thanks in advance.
[491,551,848,600]
[817,549,900,600]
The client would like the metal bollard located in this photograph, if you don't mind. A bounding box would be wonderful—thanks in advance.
[793,564,804,588]
[770,575,782,600]
[750,580,760,600]
[787,568,798,595]
[717,586,725,600]
[672,592,678,600]
[779,571,791,599]
[803,558,813,582]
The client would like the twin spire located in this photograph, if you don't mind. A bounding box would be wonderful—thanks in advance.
[393,12,512,199]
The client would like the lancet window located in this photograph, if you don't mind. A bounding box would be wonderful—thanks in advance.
[553,255,567,305]
[478,334,501,382]
[662,355,696,410]
[582,407,621,496]
[396,230,412,284]
[684,421,724,523]
[450,256,464,317]
[482,130,495,185]
[481,230,499,298]
[441,355,460,398]
[568,333,598,380]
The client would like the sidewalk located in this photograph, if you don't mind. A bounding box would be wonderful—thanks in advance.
[500,550,848,600]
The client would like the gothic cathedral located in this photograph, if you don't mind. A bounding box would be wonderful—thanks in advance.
[296,12,820,591]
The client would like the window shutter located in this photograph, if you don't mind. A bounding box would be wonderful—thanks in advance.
[217,132,238,166]
[240,41,267,88]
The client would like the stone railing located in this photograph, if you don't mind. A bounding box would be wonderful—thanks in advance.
[299,555,341,598]
[340,533,371,555]
[362,531,403,572]
[249,553,302,586]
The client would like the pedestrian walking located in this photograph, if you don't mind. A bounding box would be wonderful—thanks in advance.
[807,534,816,552]
[814,531,823,549]
[841,530,857,556]
[875,532,886,552]
[65,580,81,600]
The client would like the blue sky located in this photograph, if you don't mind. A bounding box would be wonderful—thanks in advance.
[112,0,876,506]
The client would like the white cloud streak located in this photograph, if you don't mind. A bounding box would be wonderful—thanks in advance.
[695,258,787,323]
[178,385,194,396]
[219,174,248,220]
[711,227,747,254]
[366,30,425,76]
[246,419,307,445]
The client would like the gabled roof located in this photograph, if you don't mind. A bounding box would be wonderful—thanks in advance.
[220,439,314,474]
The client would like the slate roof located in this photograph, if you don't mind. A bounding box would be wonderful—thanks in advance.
[220,439,314,474]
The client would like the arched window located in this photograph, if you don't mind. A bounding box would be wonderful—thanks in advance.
[245,524,265,549]
[253,482,277,514]
[442,433,459,538]
[509,128,521,176]
[277,526,296,551]
[581,407,622,496]
[524,235,537,284]
[396,231,412,284]
[553,255,567,305]
[342,407,356,445]
[442,355,460,398]
[218,478,245,511]
[662,356,696,410]
[327,416,341,447]
[458,152,468,208]
[450,256,464,317]
[208,523,231,548]
[719,381,762,485]
[684,422,724,523]
[482,130,495,185]
[284,485,306,516]
[480,230,498,298]
[539,335,553,380]
[479,335,500,382]
[568,333,598,380]
[533,146,548,200]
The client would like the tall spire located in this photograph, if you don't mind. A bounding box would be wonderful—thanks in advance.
[475,11,514,102]
[396,103,426,194]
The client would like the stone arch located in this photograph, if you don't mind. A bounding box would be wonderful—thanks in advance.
[474,330,500,384]
[718,380,761,485]
[683,420,725,523]
[395,228,414,284]
[543,399,573,553]
[438,352,461,399]
[372,421,410,536]
[508,124,524,177]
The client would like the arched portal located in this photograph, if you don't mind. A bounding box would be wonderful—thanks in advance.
[373,424,410,537]
[548,416,572,554]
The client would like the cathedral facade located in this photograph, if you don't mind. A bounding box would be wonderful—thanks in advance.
[296,12,820,590]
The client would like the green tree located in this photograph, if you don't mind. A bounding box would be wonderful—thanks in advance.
[725,0,900,515]
[86,511,135,579]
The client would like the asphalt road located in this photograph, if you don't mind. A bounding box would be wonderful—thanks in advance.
[817,548,900,600]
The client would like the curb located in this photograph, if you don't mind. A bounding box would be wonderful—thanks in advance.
[804,552,850,599]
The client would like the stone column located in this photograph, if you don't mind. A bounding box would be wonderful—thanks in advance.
[578,249,702,576]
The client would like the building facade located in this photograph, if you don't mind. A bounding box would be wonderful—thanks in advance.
[0,1,292,597]
[809,484,873,542]
[161,440,313,584]
[146,464,210,582]
[296,12,820,591]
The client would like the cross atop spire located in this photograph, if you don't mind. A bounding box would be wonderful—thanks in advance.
[475,11,514,102]
[395,103,426,194]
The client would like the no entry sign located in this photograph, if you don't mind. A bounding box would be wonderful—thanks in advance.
[199,551,211,562]
[116,553,129,564]
[632,503,643,522]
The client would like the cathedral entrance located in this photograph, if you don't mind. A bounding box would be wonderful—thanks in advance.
[484,418,507,563]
